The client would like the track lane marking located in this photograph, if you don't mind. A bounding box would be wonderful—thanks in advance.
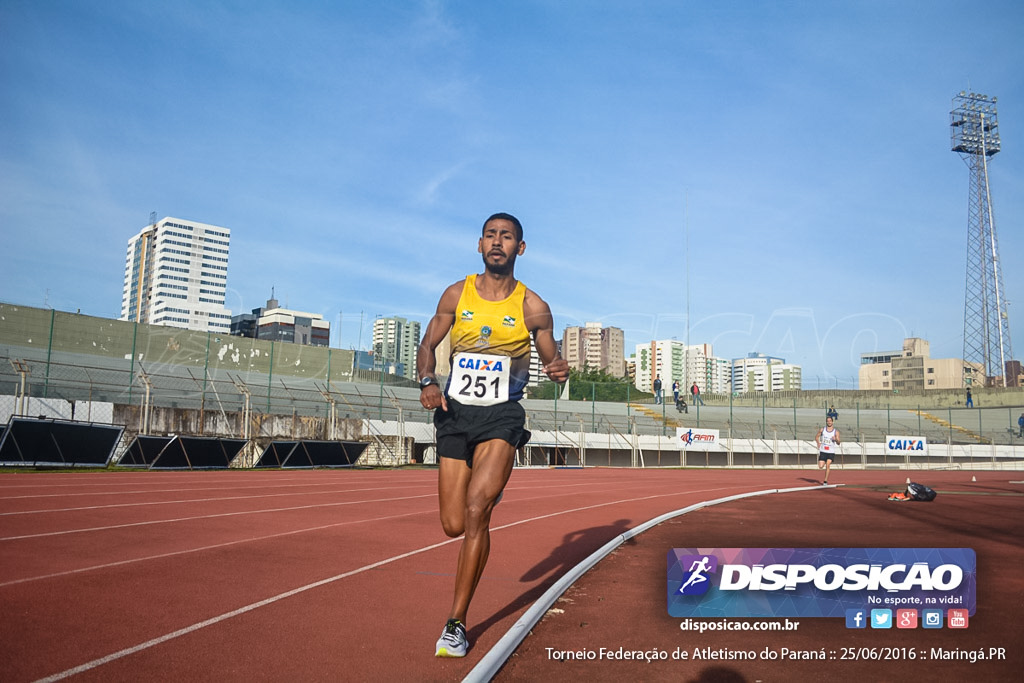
[31,484,746,682]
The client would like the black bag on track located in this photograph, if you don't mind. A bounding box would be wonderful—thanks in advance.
[905,482,937,502]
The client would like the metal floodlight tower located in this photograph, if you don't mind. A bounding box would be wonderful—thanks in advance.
[950,91,1013,387]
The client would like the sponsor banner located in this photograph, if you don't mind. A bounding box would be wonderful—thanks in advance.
[667,547,975,618]
[885,435,928,455]
[676,427,720,450]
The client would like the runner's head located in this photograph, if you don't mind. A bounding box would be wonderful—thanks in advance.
[483,212,523,241]
[479,213,525,276]
[825,416,834,428]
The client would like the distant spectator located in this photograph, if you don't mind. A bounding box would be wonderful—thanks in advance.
[815,415,840,486]
[653,376,663,405]
[691,382,704,406]
[966,387,973,408]
[1018,412,1023,438]
[827,405,838,421]
[672,380,679,404]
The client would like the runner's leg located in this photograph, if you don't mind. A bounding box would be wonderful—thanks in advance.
[447,438,515,623]
[438,456,472,537]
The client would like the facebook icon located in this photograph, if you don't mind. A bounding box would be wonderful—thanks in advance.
[845,609,866,629]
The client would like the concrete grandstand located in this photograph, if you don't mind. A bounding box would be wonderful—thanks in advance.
[2,302,1023,469]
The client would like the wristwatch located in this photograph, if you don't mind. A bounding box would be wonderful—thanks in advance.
[420,377,438,390]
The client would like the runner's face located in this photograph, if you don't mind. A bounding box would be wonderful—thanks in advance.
[479,219,524,275]
[826,417,833,427]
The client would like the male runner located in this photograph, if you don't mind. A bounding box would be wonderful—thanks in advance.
[417,212,569,658]
[815,415,840,485]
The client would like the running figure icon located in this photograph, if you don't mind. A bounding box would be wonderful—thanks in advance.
[679,556,712,593]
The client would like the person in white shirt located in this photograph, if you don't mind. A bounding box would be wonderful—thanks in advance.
[814,415,840,485]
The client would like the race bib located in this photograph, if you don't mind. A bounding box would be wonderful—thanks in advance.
[449,352,510,406]
[820,437,834,453]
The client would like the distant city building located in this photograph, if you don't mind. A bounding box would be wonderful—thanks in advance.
[732,353,802,392]
[230,295,330,346]
[859,337,984,390]
[120,216,232,333]
[624,357,636,385]
[634,341,730,394]
[524,335,562,388]
[372,316,421,379]
[562,323,625,377]
[1005,360,1023,388]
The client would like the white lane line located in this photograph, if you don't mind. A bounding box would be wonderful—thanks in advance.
[0,478,654,540]
[0,476,632,510]
[0,484,433,516]
[0,508,434,589]
[31,484,746,682]
[0,493,436,542]
[2,480,697,583]
[0,479,431,500]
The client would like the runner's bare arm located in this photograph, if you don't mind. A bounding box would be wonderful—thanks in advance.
[524,289,569,383]
[417,281,462,411]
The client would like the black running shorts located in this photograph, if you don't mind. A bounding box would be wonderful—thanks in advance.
[434,399,531,467]
[818,451,834,462]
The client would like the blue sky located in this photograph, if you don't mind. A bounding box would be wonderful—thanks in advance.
[2,0,1022,388]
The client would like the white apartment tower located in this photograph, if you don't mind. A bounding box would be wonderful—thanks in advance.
[634,340,731,394]
[120,217,232,333]
[372,316,422,378]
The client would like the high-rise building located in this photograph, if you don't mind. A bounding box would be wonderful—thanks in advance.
[231,295,330,346]
[859,337,983,391]
[731,353,798,392]
[372,316,421,379]
[562,323,625,377]
[732,353,801,392]
[634,340,729,394]
[120,216,232,333]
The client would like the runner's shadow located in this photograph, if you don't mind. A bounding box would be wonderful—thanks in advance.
[469,518,632,641]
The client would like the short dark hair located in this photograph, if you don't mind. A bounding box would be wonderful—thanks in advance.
[483,212,523,242]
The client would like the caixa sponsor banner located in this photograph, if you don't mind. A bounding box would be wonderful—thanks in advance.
[886,436,928,455]
[676,427,720,450]
[667,548,975,618]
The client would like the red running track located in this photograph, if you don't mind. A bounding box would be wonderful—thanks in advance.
[1,468,1020,682]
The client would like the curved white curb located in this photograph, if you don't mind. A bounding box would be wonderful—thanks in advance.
[463,484,826,682]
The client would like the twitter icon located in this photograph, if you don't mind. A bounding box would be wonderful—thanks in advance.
[870,609,892,629]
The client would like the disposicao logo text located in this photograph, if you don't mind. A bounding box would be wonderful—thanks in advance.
[667,548,975,618]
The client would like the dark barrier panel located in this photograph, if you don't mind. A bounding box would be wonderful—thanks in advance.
[0,417,124,467]
[119,435,175,467]
[254,441,297,468]
[150,437,248,470]
[279,440,369,468]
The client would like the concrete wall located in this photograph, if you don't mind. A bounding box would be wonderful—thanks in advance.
[707,387,1024,410]
[113,404,365,441]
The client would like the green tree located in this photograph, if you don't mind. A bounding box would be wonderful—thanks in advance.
[530,367,651,403]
